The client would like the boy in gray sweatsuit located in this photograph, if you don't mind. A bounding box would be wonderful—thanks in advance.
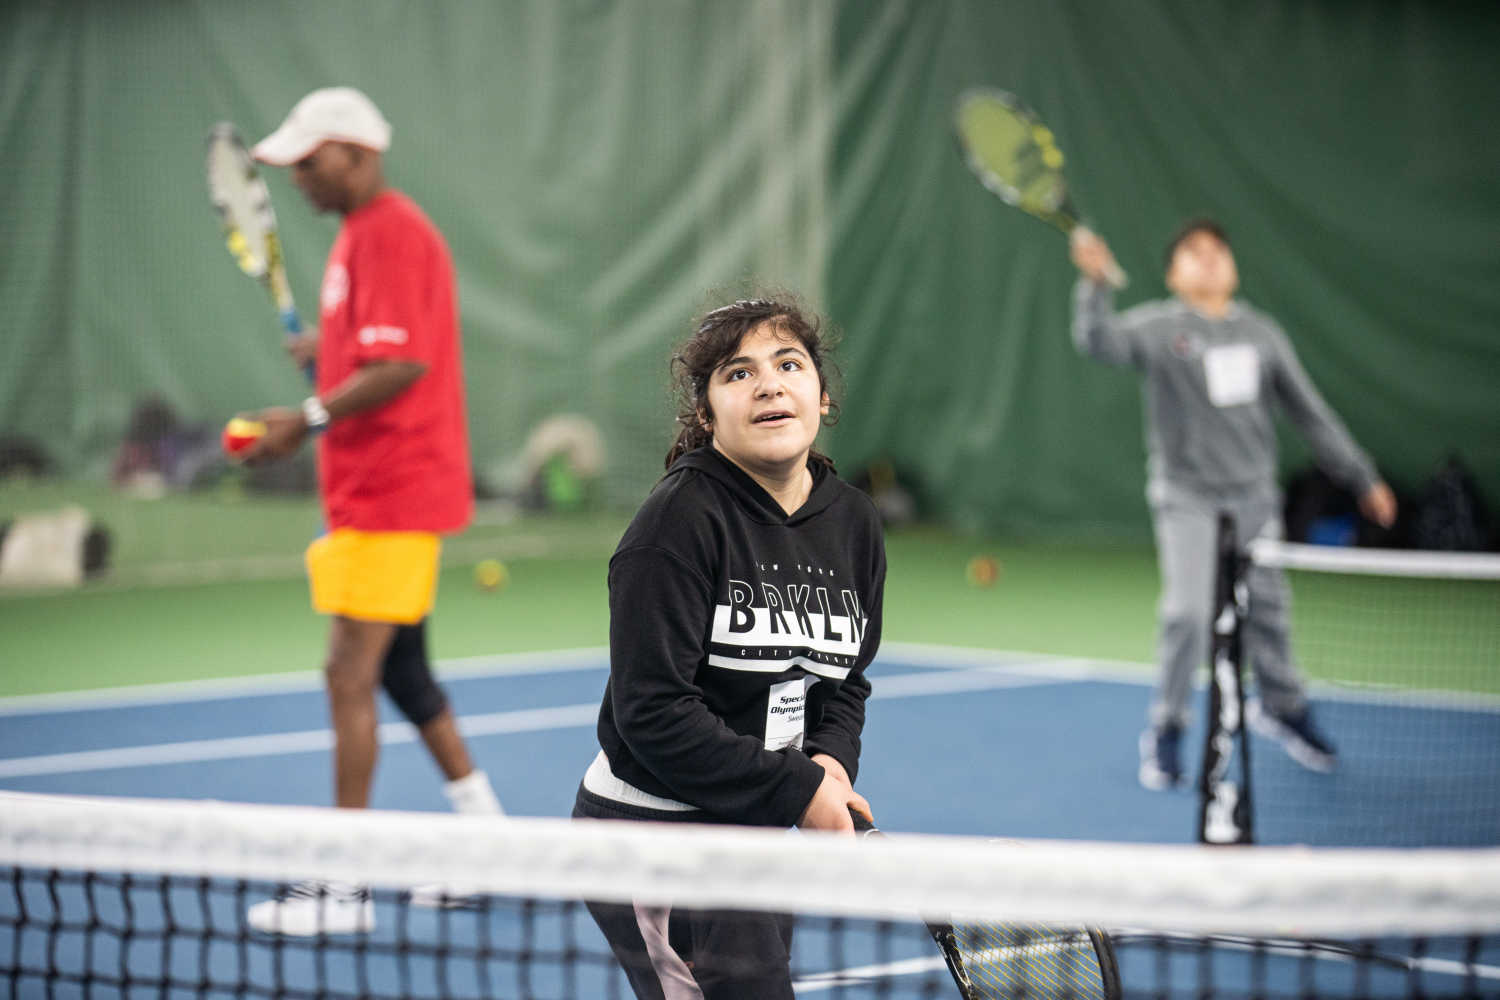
[1070,219,1397,790]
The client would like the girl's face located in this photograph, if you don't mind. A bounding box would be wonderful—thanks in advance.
[704,322,829,478]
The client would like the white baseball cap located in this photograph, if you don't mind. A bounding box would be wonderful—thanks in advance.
[252,87,392,166]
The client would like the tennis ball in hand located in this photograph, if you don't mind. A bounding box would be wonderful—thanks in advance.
[965,555,1001,588]
[221,417,268,456]
[474,558,509,592]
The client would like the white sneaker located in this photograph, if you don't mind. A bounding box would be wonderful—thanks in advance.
[247,882,374,936]
[409,882,482,909]
[444,770,504,816]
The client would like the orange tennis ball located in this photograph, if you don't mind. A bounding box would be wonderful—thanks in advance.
[221,417,267,456]
[965,555,1000,588]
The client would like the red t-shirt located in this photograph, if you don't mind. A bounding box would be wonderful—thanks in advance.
[314,190,472,533]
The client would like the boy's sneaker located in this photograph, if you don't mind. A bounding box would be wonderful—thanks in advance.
[247,882,374,936]
[1247,699,1337,773]
[1138,724,1186,790]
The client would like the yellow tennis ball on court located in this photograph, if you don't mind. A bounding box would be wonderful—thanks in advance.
[965,555,1000,588]
[474,558,509,592]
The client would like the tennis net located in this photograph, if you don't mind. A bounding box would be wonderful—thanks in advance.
[1201,535,1500,848]
[4,790,1500,999]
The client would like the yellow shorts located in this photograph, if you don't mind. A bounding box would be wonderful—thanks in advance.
[305,529,441,624]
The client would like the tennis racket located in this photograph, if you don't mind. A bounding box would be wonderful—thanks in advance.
[954,88,1127,289]
[204,122,312,380]
[851,811,1121,1000]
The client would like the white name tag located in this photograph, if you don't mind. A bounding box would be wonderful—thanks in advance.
[765,677,812,751]
[1203,344,1260,407]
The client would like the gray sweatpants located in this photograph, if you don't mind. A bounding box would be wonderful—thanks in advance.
[1147,480,1309,730]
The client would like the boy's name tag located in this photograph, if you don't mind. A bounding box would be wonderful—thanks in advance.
[765,677,813,751]
[1203,343,1260,407]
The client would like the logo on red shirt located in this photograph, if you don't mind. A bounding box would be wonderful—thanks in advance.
[357,325,409,346]
[321,263,349,315]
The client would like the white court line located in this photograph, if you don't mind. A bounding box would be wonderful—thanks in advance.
[0,647,611,717]
[870,668,1062,698]
[1113,930,1500,983]
[793,953,948,992]
[881,642,1154,683]
[8,639,1495,716]
[6,644,1491,778]
[0,668,1067,779]
[0,643,1145,717]
[0,704,601,779]
[794,936,1102,993]
[883,645,1500,712]
[791,938,1500,994]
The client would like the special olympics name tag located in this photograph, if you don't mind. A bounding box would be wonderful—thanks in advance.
[1203,344,1260,408]
[765,677,812,751]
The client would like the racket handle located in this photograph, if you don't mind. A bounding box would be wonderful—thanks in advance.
[1102,259,1129,290]
[848,806,877,835]
[278,308,316,383]
[1070,225,1129,290]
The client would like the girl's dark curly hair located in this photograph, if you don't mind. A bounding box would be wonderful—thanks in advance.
[664,296,841,470]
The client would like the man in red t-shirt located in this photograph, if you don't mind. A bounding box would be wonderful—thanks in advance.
[236,87,500,935]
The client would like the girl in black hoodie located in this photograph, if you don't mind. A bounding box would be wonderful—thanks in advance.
[574,297,887,999]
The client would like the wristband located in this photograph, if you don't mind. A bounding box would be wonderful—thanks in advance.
[301,395,331,434]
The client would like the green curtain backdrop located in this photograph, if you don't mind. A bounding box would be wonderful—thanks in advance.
[825,1,1500,538]
[3,1,1496,539]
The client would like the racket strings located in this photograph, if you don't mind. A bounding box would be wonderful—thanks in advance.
[206,128,277,277]
[955,89,1080,234]
[954,922,1112,1000]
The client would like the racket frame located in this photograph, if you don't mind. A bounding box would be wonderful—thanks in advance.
[851,811,1122,1000]
[953,87,1127,289]
[205,121,311,379]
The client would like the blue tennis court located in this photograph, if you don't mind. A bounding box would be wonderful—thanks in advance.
[0,648,1187,840]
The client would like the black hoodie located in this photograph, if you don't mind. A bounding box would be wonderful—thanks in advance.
[584,446,886,828]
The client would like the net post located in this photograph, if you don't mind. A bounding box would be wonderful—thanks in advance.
[1197,511,1255,844]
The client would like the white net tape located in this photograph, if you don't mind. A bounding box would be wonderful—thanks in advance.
[1249,541,1500,580]
[3,791,1498,938]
